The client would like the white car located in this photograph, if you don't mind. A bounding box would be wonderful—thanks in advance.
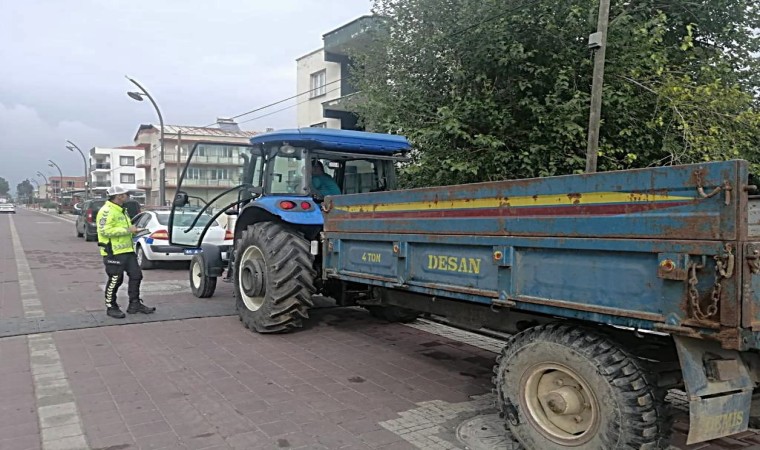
[131,210,233,269]
[0,203,16,214]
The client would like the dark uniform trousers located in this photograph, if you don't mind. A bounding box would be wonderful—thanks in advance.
[104,252,142,308]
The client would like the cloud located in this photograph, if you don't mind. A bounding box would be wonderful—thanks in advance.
[0,102,110,192]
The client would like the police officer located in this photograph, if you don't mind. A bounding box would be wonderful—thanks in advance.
[97,186,156,318]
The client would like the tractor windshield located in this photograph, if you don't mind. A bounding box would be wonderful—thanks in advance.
[267,145,309,196]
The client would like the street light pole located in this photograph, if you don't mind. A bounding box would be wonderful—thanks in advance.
[36,172,50,210]
[126,76,165,206]
[66,140,89,201]
[29,179,40,209]
[584,0,611,173]
[48,160,64,202]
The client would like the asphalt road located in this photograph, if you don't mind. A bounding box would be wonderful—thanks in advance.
[1,207,759,450]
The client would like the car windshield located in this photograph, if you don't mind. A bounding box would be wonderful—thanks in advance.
[157,212,218,228]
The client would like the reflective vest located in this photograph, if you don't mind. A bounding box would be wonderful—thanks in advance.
[97,201,135,256]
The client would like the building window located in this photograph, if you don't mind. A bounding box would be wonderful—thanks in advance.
[209,169,229,180]
[310,70,327,98]
[187,168,203,179]
[311,122,327,128]
[120,173,136,184]
[66,181,75,187]
[120,156,135,166]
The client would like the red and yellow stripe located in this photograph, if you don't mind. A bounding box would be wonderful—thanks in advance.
[333,192,694,219]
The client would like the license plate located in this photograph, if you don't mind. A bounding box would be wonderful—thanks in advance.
[184,248,203,255]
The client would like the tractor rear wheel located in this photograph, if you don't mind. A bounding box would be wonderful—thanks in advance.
[234,222,316,333]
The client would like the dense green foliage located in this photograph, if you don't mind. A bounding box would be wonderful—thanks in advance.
[16,179,34,201]
[353,0,760,187]
[0,177,8,196]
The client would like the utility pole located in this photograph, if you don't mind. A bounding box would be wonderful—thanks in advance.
[585,0,611,173]
[176,129,182,200]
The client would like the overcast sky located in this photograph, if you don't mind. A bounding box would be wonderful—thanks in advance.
[0,0,372,193]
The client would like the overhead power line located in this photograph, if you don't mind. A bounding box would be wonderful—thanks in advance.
[239,87,342,125]
[203,79,342,127]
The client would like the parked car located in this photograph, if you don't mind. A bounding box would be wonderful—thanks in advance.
[75,199,106,241]
[0,203,16,214]
[131,210,233,269]
[75,199,142,242]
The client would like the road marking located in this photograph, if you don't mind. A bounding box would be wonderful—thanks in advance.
[27,208,77,223]
[9,215,45,319]
[9,215,89,449]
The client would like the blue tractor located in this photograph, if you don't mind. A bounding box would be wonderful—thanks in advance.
[169,128,415,332]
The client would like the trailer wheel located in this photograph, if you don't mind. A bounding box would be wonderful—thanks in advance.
[234,222,316,333]
[189,254,217,298]
[494,324,667,450]
[367,306,420,323]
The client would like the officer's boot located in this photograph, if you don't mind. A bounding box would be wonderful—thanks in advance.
[127,299,156,314]
[107,305,126,319]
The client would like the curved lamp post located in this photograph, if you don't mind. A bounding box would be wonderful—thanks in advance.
[48,160,64,202]
[29,179,40,207]
[126,76,165,206]
[36,172,50,209]
[66,140,89,200]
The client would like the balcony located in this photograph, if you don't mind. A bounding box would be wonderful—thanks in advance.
[136,157,150,168]
[165,178,238,188]
[164,153,242,166]
[92,163,111,171]
[136,179,151,189]
[92,180,111,188]
[323,16,380,63]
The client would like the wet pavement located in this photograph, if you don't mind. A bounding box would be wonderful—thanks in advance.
[2,207,760,449]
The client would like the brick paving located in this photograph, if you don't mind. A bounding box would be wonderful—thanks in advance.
[3,208,760,449]
[49,309,498,449]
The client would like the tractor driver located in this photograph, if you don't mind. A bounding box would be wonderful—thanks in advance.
[311,160,341,197]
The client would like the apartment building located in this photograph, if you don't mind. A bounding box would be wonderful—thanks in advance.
[89,146,147,202]
[133,119,257,206]
[49,176,86,202]
[296,15,378,130]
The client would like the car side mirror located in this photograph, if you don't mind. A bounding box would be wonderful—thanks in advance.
[173,191,189,207]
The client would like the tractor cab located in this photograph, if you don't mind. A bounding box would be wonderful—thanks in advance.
[169,129,411,329]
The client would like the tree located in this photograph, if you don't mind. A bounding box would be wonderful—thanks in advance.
[16,180,34,203]
[0,177,9,197]
[353,0,760,187]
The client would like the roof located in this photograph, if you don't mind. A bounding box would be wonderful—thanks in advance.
[249,128,411,154]
[133,124,258,141]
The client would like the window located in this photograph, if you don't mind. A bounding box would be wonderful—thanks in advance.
[120,156,135,166]
[66,181,75,187]
[343,160,384,194]
[120,173,136,184]
[187,168,203,179]
[209,169,229,180]
[269,146,308,194]
[311,122,327,128]
[310,70,327,98]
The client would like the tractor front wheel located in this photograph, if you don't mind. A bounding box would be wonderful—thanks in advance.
[234,222,316,333]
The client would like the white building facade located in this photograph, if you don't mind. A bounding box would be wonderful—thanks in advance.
[296,49,343,129]
[89,146,146,202]
[295,16,378,130]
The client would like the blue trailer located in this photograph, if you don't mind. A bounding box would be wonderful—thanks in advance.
[321,158,760,448]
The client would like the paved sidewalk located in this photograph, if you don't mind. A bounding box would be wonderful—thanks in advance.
[47,309,496,449]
